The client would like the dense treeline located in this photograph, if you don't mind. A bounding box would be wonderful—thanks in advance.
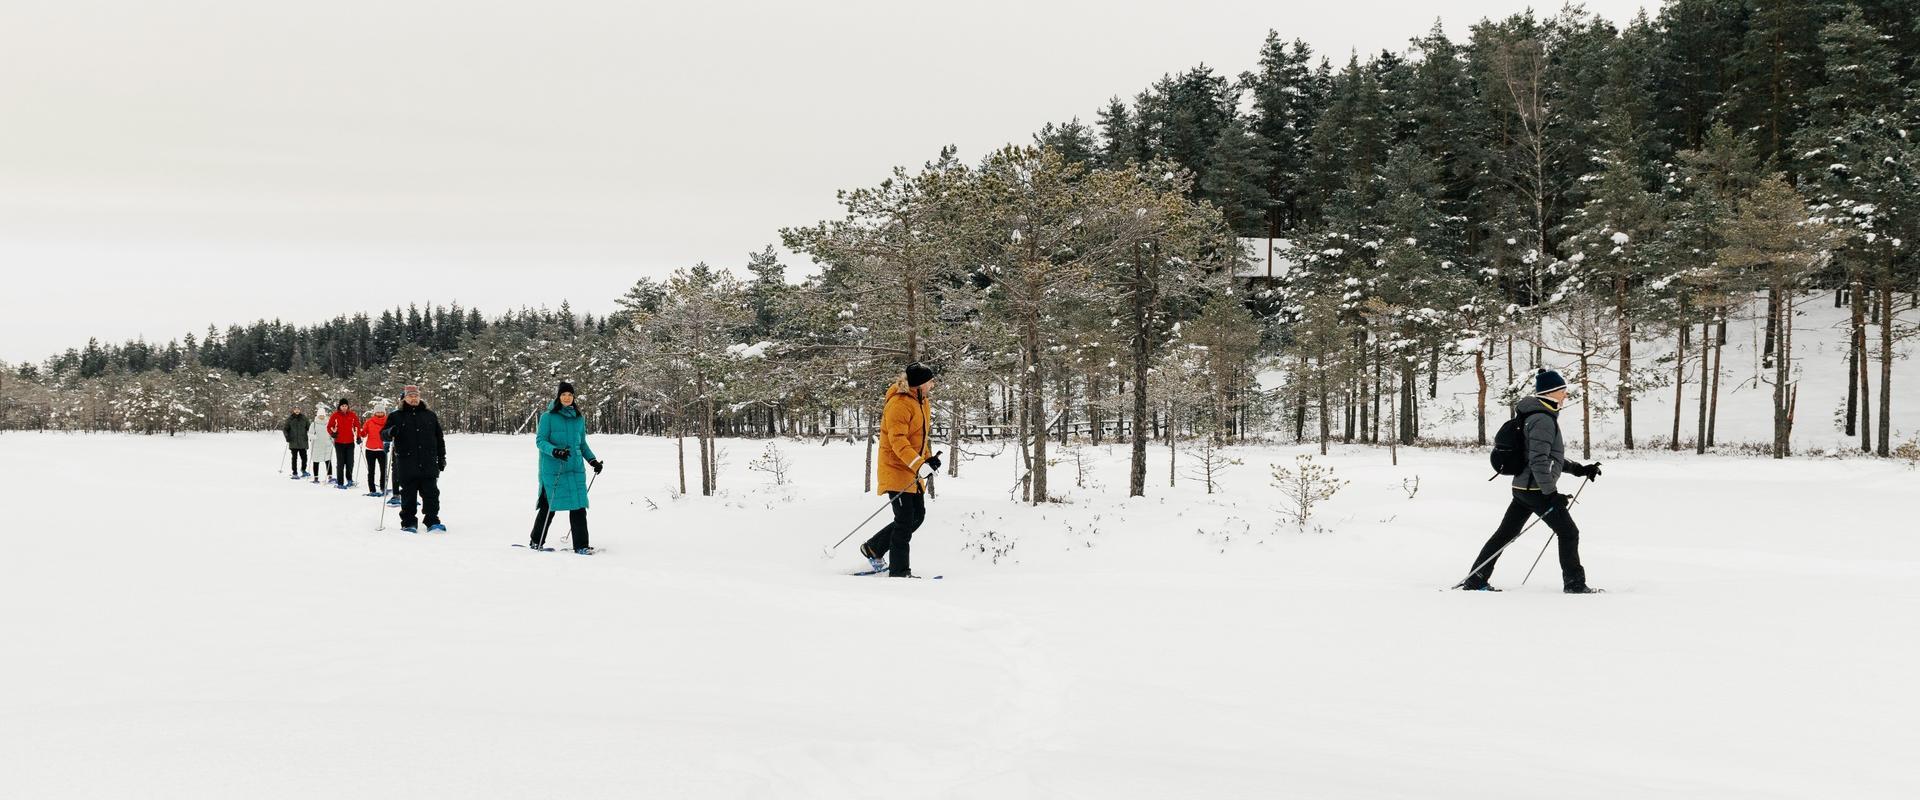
[6,1,1918,496]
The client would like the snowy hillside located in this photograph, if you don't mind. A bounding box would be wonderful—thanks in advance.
[1261,291,1920,455]
[3,431,1917,798]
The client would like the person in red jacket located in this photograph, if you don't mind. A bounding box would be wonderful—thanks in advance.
[326,398,361,489]
[359,401,390,496]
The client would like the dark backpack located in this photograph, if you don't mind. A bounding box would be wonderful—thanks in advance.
[1489,410,1550,476]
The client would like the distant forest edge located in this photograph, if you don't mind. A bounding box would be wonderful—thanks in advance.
[5,1,1920,502]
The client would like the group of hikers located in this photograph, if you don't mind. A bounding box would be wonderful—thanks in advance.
[277,381,607,553]
[279,384,449,536]
[272,362,1596,589]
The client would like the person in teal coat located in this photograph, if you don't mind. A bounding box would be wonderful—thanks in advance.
[529,381,604,554]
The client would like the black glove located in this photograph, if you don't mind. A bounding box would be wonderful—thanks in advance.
[551,447,571,461]
[1584,462,1602,480]
[1545,492,1571,510]
[437,458,447,473]
[923,455,942,473]
[1567,462,1601,480]
[589,459,604,474]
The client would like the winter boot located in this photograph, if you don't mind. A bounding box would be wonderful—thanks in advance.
[1564,584,1605,594]
[1457,577,1499,592]
[860,543,886,574]
[574,547,595,555]
[427,524,447,533]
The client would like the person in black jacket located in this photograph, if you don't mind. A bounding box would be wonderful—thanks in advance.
[1461,370,1603,593]
[383,384,447,533]
[281,405,311,478]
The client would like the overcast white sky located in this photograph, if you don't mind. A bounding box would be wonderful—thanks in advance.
[0,0,1655,363]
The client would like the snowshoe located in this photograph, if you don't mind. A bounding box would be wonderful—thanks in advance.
[860,544,886,574]
[1563,584,1605,594]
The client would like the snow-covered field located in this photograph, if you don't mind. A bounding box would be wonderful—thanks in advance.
[2,430,1917,799]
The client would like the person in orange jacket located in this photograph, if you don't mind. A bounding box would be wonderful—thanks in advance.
[860,362,940,577]
[326,398,361,489]
[359,401,390,496]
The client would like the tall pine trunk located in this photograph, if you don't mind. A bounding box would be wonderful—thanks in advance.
[1707,321,1723,448]
[1026,310,1048,504]
[1671,324,1687,451]
[1474,348,1488,445]
[1128,244,1151,497]
[1771,289,1792,459]
[1696,319,1711,454]
[1857,283,1872,453]
[1615,277,1634,449]
[1878,284,1894,457]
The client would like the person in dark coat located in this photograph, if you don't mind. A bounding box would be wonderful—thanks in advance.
[282,405,311,478]
[383,384,447,533]
[1461,370,1604,593]
[529,381,603,554]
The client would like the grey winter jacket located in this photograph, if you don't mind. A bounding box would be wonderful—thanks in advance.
[1510,396,1567,495]
[283,413,310,449]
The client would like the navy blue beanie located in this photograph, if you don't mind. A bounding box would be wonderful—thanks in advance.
[1535,369,1568,395]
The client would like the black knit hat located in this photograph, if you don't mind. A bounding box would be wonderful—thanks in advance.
[552,381,577,410]
[338,397,351,408]
[1534,369,1568,395]
[905,362,935,388]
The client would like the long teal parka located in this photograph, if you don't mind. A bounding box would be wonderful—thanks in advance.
[536,403,597,511]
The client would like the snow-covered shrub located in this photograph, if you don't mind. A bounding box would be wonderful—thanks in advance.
[748,441,792,485]
[959,512,1019,564]
[1197,514,1256,552]
[1270,454,1348,533]
[1182,437,1244,494]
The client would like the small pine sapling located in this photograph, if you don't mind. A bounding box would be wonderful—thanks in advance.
[748,441,793,485]
[1270,454,1348,533]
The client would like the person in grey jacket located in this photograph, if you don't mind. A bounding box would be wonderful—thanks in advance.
[1461,370,1604,593]
[282,405,311,478]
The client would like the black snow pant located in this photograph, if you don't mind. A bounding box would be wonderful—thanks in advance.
[861,490,925,577]
[530,488,588,550]
[1467,489,1586,588]
[334,443,356,485]
[394,463,441,529]
[290,448,308,475]
[364,449,388,493]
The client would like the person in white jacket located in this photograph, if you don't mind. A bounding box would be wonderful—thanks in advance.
[308,401,335,484]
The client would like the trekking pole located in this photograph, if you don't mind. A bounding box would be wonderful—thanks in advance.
[1521,477,1592,586]
[1452,477,1590,589]
[820,452,942,559]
